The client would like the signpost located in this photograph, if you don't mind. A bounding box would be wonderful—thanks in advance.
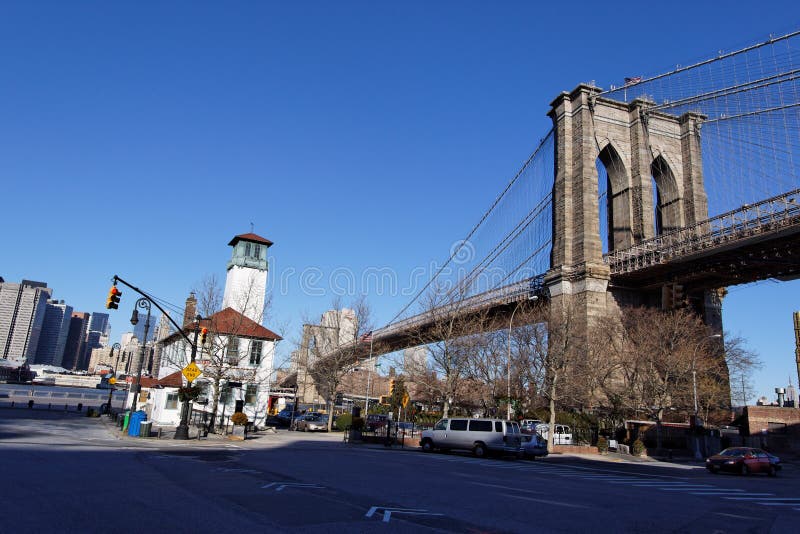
[182,362,202,383]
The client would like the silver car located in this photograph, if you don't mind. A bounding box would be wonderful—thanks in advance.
[295,415,329,432]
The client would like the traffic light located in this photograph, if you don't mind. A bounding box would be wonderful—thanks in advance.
[200,327,208,345]
[389,379,396,396]
[106,285,121,309]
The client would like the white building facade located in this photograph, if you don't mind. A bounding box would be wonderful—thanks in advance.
[154,232,282,428]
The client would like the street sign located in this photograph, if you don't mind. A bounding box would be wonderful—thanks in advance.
[401,392,410,408]
[182,362,202,383]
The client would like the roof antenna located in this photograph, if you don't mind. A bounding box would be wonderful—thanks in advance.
[250,221,254,233]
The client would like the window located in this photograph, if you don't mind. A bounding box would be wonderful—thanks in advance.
[434,419,448,431]
[495,421,503,432]
[227,337,239,364]
[249,340,263,365]
[245,384,257,404]
[254,244,261,259]
[165,393,178,410]
[469,420,492,432]
[245,243,251,257]
[449,419,468,431]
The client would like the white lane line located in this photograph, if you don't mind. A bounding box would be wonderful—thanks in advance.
[690,491,770,496]
[470,482,543,494]
[725,496,800,502]
[500,493,591,509]
[714,512,761,520]
[609,481,693,486]
[659,486,716,491]
[754,502,800,507]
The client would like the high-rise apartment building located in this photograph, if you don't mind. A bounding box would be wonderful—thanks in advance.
[0,280,52,363]
[34,300,73,366]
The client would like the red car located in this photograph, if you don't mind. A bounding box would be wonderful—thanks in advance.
[705,447,781,476]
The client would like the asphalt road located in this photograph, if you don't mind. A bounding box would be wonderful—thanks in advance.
[0,410,798,533]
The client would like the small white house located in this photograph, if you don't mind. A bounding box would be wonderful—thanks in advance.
[157,308,282,427]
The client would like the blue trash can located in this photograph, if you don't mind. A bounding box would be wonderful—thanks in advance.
[127,410,146,437]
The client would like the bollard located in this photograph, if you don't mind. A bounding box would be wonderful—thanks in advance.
[28,400,34,409]
[158,428,162,439]
[77,403,82,412]
[48,403,52,410]
[11,401,14,408]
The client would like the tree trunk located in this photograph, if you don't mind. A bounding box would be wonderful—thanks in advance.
[655,408,664,451]
[327,400,334,432]
[547,370,558,453]
[209,378,221,432]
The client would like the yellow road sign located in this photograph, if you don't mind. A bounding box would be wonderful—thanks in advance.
[402,392,410,408]
[182,362,202,383]
[109,377,117,385]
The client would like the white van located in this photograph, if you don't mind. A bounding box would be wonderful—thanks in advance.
[534,423,573,445]
[420,418,523,457]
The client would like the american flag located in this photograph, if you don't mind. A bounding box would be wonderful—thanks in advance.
[624,76,642,86]
[359,331,373,343]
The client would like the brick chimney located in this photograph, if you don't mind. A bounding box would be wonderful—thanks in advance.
[183,292,197,327]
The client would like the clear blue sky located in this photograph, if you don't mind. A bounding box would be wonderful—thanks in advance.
[1,1,798,402]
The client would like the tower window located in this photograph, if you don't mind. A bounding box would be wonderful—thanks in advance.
[254,244,261,259]
[245,243,251,257]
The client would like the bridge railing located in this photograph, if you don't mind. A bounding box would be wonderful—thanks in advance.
[377,275,546,339]
[604,188,800,274]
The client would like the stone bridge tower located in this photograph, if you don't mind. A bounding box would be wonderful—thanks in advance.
[544,84,721,331]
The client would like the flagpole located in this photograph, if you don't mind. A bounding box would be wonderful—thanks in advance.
[364,333,374,416]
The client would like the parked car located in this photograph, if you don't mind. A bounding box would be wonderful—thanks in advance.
[295,414,329,432]
[534,423,573,445]
[394,422,419,434]
[522,433,549,459]
[420,418,524,457]
[520,419,544,433]
[705,447,781,476]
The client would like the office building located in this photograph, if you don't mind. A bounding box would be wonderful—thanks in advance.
[62,312,90,370]
[0,280,52,363]
[34,300,73,366]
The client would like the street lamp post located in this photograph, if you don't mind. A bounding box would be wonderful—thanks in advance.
[128,298,152,413]
[691,333,722,459]
[175,315,202,440]
[364,335,375,416]
[507,296,537,420]
[105,343,122,415]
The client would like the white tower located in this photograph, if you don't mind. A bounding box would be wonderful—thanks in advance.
[222,233,272,324]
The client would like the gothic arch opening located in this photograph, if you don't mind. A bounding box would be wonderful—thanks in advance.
[651,155,681,235]
[596,144,631,253]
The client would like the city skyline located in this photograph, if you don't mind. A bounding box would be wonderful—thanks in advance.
[1,2,799,400]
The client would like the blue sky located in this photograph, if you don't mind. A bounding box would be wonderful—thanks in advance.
[1,1,798,402]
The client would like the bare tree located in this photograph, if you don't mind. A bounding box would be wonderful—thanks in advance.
[159,274,284,431]
[724,335,762,408]
[304,296,373,431]
[539,300,586,452]
[605,307,721,449]
[406,285,477,418]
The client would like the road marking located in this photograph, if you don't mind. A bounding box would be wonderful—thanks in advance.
[724,496,800,502]
[469,482,543,494]
[262,482,324,492]
[214,467,261,474]
[659,485,716,491]
[365,506,443,523]
[714,512,760,520]
[500,493,590,509]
